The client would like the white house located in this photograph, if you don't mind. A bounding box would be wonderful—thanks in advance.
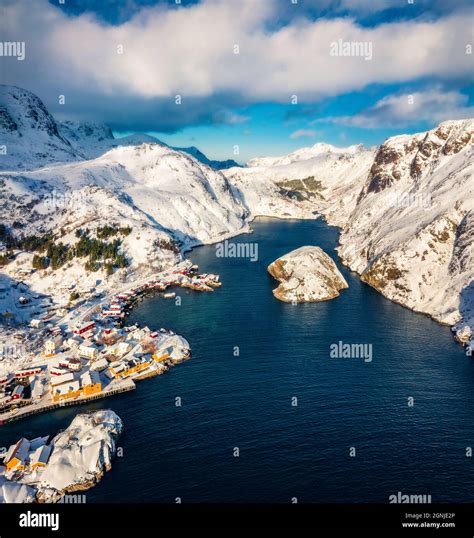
[44,335,63,356]
[90,358,108,372]
[78,344,99,360]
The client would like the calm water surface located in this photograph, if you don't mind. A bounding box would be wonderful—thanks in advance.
[3,218,473,502]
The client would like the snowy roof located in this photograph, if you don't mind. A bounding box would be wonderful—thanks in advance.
[50,372,75,386]
[29,444,52,467]
[5,438,30,464]
[29,436,49,451]
[91,358,108,370]
[53,380,80,395]
[80,370,100,387]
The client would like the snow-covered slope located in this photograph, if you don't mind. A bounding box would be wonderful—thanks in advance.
[1,142,247,248]
[226,120,474,350]
[225,143,375,226]
[0,85,248,299]
[0,85,84,170]
[268,246,348,303]
[337,120,473,329]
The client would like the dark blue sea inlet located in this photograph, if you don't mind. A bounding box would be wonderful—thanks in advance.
[3,218,474,502]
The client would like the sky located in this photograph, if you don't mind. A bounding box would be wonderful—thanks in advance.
[1,0,473,163]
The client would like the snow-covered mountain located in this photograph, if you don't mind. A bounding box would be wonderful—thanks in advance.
[0,85,248,299]
[248,142,366,167]
[1,84,472,351]
[0,85,240,171]
[227,119,474,350]
[58,120,165,160]
[337,120,473,331]
[0,85,84,170]
[226,142,375,226]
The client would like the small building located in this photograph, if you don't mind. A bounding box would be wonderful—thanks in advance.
[117,341,132,357]
[0,395,11,409]
[44,336,63,356]
[66,336,81,350]
[30,376,45,400]
[108,362,125,378]
[58,358,82,372]
[78,344,99,360]
[50,366,68,376]
[90,358,108,372]
[50,326,62,337]
[73,321,96,336]
[153,352,170,363]
[80,370,102,396]
[51,379,81,402]
[4,438,30,471]
[29,444,52,470]
[14,367,42,379]
[30,319,44,329]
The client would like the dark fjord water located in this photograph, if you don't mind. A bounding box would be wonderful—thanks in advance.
[3,218,474,502]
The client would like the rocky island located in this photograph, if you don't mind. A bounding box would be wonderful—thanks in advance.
[0,409,122,503]
[268,246,348,303]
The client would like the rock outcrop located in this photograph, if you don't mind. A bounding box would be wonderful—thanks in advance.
[268,246,348,303]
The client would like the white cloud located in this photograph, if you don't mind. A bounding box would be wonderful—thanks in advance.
[320,89,474,128]
[4,0,473,97]
[1,0,472,129]
[290,129,318,139]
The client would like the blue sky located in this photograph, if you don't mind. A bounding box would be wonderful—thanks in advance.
[3,0,473,163]
[144,82,474,162]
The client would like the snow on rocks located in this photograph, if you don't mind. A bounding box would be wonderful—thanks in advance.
[337,119,474,348]
[225,143,374,227]
[1,410,123,503]
[0,477,36,503]
[268,246,348,303]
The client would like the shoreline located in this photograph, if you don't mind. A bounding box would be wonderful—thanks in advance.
[0,214,469,427]
[0,263,218,426]
[183,214,467,348]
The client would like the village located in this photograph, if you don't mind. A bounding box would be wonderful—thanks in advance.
[0,261,221,426]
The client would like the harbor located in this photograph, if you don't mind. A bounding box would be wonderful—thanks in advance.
[0,262,220,426]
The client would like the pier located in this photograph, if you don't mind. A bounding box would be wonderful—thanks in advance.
[0,379,136,425]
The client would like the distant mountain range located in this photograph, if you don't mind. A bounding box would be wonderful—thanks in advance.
[0,85,240,171]
[1,84,472,351]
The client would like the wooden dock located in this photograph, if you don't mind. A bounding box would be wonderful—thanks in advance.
[0,380,136,425]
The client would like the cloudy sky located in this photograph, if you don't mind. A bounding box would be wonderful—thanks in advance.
[2,0,473,162]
